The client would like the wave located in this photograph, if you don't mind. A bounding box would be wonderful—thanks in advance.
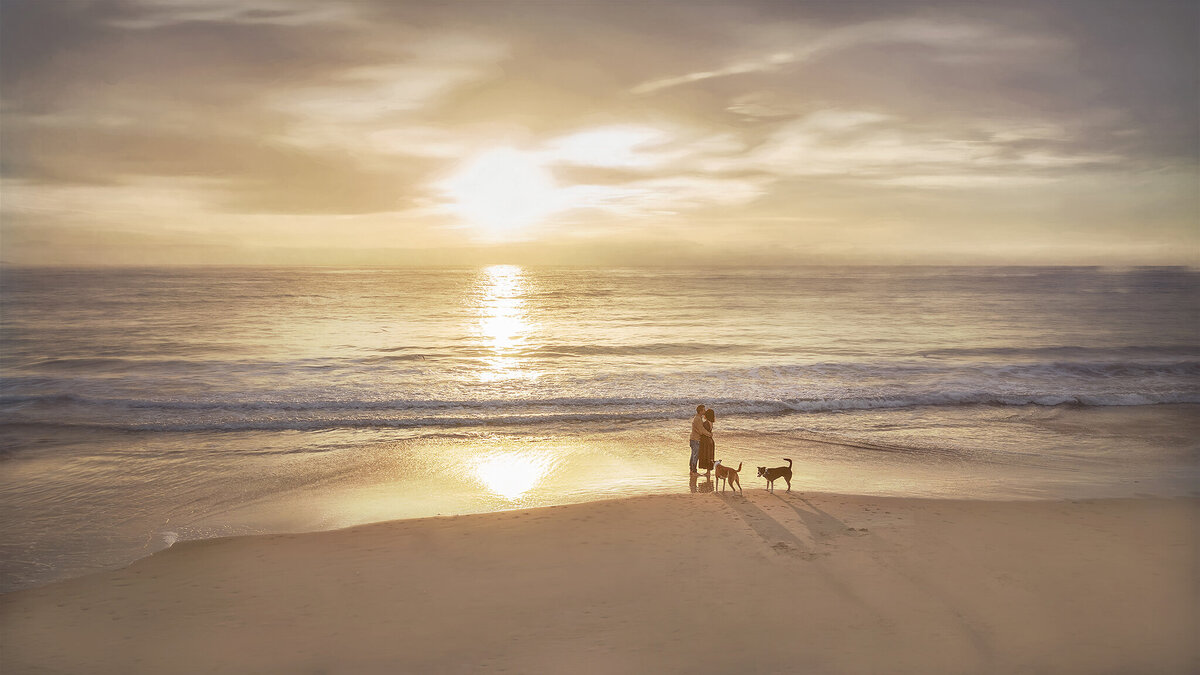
[526,342,750,357]
[0,392,691,411]
[694,360,1200,379]
[913,345,1200,359]
[360,354,432,363]
[9,353,1200,379]
[3,390,1198,433]
[5,387,1199,412]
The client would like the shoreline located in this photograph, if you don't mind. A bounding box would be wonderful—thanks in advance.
[3,491,1196,674]
[5,403,1198,594]
[7,484,1197,596]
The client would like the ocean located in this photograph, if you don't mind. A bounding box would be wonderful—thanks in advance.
[2,265,1198,591]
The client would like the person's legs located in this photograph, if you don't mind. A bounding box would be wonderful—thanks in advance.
[689,440,700,474]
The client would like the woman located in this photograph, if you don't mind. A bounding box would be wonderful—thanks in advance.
[697,408,716,478]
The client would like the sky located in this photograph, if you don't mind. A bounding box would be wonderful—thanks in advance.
[1,0,1196,266]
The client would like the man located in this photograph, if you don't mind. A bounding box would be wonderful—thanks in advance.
[689,404,712,475]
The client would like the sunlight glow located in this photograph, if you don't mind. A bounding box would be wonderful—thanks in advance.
[547,125,670,168]
[475,452,550,500]
[442,148,560,233]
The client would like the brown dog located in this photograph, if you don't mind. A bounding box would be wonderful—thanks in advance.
[713,460,742,493]
[757,458,793,492]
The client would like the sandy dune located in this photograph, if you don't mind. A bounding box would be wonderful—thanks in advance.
[3,491,1197,674]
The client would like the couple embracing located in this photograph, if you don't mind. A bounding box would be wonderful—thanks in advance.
[689,404,717,477]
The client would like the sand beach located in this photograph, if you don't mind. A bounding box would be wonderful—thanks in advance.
[3,491,1195,674]
[3,0,1198,672]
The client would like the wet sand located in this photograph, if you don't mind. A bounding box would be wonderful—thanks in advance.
[2,491,1196,674]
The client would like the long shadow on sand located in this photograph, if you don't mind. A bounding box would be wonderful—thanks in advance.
[770,493,861,543]
[714,492,891,617]
[714,491,814,557]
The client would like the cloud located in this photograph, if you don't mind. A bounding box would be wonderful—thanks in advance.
[0,0,1195,264]
[557,175,768,217]
[544,126,675,169]
[699,109,1123,188]
[270,34,509,123]
[107,0,357,29]
[630,16,1061,94]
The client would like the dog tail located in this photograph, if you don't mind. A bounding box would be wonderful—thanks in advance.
[784,458,792,467]
[736,462,742,472]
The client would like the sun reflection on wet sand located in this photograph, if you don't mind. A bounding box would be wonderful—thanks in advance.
[475,452,552,500]
[474,264,538,382]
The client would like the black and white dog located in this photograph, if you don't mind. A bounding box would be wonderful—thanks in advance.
[756,458,792,492]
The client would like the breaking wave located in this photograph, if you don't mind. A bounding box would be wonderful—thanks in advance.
[3,390,1197,433]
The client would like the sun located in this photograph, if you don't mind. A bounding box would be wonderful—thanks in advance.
[441,148,560,234]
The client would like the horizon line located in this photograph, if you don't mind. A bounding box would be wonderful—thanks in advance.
[3,262,1196,271]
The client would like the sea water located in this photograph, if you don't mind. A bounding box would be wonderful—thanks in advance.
[2,265,1198,590]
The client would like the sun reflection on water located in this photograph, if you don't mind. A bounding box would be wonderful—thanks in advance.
[474,264,538,382]
[475,452,551,500]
